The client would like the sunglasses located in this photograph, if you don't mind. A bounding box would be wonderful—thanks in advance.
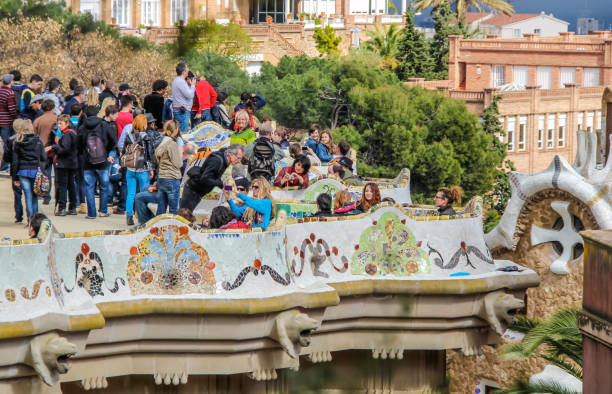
[252,185,260,189]
[236,187,246,192]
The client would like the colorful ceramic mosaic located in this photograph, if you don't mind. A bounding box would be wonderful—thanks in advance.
[126,225,216,295]
[428,242,494,270]
[222,258,291,290]
[64,243,125,297]
[291,233,349,278]
[182,121,232,150]
[351,212,430,277]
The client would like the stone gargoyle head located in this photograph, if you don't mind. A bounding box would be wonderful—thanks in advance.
[478,291,525,335]
[25,333,78,386]
[270,310,320,358]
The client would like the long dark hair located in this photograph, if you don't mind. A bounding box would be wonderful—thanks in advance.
[209,206,236,229]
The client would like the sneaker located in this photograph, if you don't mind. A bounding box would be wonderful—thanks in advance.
[14,219,23,224]
[77,204,87,214]
[126,216,134,226]
[67,209,77,215]
[85,216,96,219]
[113,208,125,215]
[99,212,110,218]
[55,209,67,217]
[43,197,51,205]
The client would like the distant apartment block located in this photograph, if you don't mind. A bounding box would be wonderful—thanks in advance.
[577,17,599,35]
[457,12,569,38]
[408,31,612,174]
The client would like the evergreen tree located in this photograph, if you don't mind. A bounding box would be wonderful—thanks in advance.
[395,3,433,80]
[429,2,467,79]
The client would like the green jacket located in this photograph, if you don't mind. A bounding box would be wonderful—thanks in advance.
[342,171,363,186]
[230,127,256,145]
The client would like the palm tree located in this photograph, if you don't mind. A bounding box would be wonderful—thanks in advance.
[363,23,402,68]
[495,308,583,394]
[413,0,514,17]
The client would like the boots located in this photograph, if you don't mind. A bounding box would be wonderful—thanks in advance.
[126,216,134,226]
[55,209,67,216]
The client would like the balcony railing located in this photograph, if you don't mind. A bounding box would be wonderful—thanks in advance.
[449,90,485,101]
[460,40,605,52]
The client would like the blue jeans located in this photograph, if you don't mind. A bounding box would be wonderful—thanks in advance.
[12,180,23,222]
[84,168,110,217]
[126,170,149,216]
[135,190,159,224]
[173,108,191,132]
[156,178,180,215]
[76,154,86,206]
[0,126,12,171]
[191,109,211,127]
[19,176,37,221]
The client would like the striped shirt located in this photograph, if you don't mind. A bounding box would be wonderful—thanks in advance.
[0,86,17,127]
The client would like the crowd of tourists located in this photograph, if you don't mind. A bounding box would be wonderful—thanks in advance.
[0,62,462,232]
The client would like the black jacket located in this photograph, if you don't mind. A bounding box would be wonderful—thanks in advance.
[438,205,456,216]
[103,119,120,156]
[11,134,46,177]
[143,92,164,130]
[187,148,229,195]
[52,129,78,169]
[78,116,117,170]
[99,88,119,107]
[143,128,163,170]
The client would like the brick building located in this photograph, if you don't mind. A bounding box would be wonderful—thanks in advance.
[410,31,612,174]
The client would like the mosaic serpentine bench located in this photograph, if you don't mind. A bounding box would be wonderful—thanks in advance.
[193,168,412,215]
[0,203,538,392]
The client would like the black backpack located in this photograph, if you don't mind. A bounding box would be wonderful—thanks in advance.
[85,125,107,165]
[248,138,275,180]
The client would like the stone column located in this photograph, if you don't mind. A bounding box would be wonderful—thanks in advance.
[161,0,170,27]
[401,0,406,14]
[284,0,290,21]
[565,83,578,162]
[526,85,539,172]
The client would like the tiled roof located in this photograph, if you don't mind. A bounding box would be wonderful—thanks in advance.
[464,12,492,23]
[483,13,542,27]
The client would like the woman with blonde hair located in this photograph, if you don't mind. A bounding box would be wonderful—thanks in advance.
[356,182,381,212]
[98,97,117,118]
[333,189,361,216]
[155,120,183,215]
[122,114,152,225]
[11,119,46,221]
[434,186,463,216]
[229,110,256,145]
[85,88,100,111]
[315,130,335,163]
[225,177,275,230]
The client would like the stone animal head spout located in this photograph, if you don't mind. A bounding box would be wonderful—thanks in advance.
[25,333,78,386]
[478,291,525,335]
[270,310,320,358]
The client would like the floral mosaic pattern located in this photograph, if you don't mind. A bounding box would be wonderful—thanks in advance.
[127,225,216,295]
[64,243,125,297]
[351,212,430,277]
[291,233,348,278]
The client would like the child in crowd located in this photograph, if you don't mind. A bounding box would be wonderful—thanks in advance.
[333,190,361,216]
[51,115,78,216]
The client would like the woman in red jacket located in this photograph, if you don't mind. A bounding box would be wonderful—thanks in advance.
[273,154,310,189]
[209,206,251,229]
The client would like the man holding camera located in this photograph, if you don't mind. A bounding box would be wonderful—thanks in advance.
[171,62,195,133]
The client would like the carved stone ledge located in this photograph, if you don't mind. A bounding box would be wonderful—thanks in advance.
[153,372,188,386]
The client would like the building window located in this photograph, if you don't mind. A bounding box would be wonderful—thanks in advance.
[513,28,521,37]
[256,0,286,23]
[577,111,584,130]
[111,0,130,26]
[492,65,505,88]
[560,67,575,88]
[547,114,555,148]
[350,28,361,49]
[538,114,544,149]
[534,28,541,34]
[558,113,566,147]
[584,68,600,87]
[507,116,515,151]
[518,115,527,151]
[141,0,160,26]
[80,0,101,20]
[596,110,602,131]
[586,111,594,132]
[537,66,552,89]
[514,66,529,86]
[171,0,189,24]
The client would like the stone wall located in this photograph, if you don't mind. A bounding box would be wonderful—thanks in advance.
[448,189,598,392]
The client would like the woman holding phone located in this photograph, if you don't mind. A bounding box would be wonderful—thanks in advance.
[273,154,310,189]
